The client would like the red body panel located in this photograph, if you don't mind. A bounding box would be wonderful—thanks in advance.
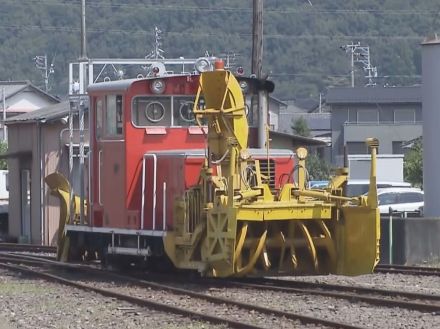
[88,75,294,232]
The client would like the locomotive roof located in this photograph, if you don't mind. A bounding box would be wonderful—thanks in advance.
[87,74,200,93]
[87,78,139,93]
[87,75,276,94]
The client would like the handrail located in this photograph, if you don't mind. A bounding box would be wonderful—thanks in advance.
[141,154,157,230]
[98,150,103,205]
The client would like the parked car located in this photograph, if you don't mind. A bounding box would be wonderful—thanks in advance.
[375,187,424,215]
[309,180,329,189]
[346,179,411,197]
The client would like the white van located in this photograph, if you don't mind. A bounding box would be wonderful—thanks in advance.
[346,179,411,197]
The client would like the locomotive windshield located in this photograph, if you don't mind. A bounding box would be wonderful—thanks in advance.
[132,95,197,127]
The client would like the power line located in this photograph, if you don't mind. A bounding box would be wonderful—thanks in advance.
[0,24,427,40]
[1,0,439,16]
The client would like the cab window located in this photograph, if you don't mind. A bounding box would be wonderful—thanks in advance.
[95,98,103,140]
[104,95,123,137]
[132,96,171,127]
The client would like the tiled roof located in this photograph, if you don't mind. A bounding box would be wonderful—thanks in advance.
[5,101,72,124]
[0,80,60,103]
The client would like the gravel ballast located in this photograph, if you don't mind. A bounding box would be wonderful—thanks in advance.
[0,267,439,329]
[0,269,225,329]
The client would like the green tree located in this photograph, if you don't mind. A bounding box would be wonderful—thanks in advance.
[403,139,423,187]
[291,116,310,137]
[0,142,7,170]
[290,117,331,180]
[306,153,332,181]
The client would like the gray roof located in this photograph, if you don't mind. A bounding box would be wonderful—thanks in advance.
[270,130,327,146]
[5,101,71,124]
[295,98,320,112]
[0,81,60,103]
[278,112,331,134]
[326,86,421,104]
[269,96,287,106]
[87,78,137,93]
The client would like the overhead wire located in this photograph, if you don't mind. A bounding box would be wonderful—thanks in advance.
[1,0,439,16]
[0,24,428,41]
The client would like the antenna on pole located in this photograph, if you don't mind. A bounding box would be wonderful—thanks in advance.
[146,27,165,60]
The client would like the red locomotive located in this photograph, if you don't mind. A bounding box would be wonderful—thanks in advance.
[52,59,294,268]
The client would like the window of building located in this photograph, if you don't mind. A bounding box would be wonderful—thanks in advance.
[347,108,357,123]
[394,109,415,123]
[392,141,407,155]
[346,142,368,154]
[104,95,123,137]
[357,109,378,123]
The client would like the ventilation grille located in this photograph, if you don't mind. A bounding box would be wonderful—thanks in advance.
[258,159,276,189]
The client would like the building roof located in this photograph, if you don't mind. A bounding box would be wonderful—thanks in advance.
[295,98,320,112]
[269,96,288,107]
[269,130,327,146]
[5,101,71,124]
[285,98,321,113]
[278,112,331,135]
[0,81,60,103]
[326,86,421,104]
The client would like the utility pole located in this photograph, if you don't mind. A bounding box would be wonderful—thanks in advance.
[33,54,54,92]
[252,0,267,149]
[80,0,87,60]
[340,42,377,87]
[2,87,6,142]
[251,0,263,79]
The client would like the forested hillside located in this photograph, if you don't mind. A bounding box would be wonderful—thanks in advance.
[0,0,439,99]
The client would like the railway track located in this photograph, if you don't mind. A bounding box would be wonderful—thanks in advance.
[0,252,361,329]
[0,243,56,254]
[221,277,440,314]
[375,264,440,276]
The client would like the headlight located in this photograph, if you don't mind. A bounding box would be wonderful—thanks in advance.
[239,81,249,94]
[150,79,166,94]
[195,58,212,73]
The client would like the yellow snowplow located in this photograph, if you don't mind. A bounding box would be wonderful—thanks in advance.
[45,172,85,261]
[164,69,380,277]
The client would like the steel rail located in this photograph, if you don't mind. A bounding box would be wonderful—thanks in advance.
[0,253,363,329]
[224,278,440,313]
[0,243,56,253]
[375,264,440,277]
[231,277,440,302]
[0,262,266,329]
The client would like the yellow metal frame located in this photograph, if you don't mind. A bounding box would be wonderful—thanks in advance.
[164,69,380,277]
